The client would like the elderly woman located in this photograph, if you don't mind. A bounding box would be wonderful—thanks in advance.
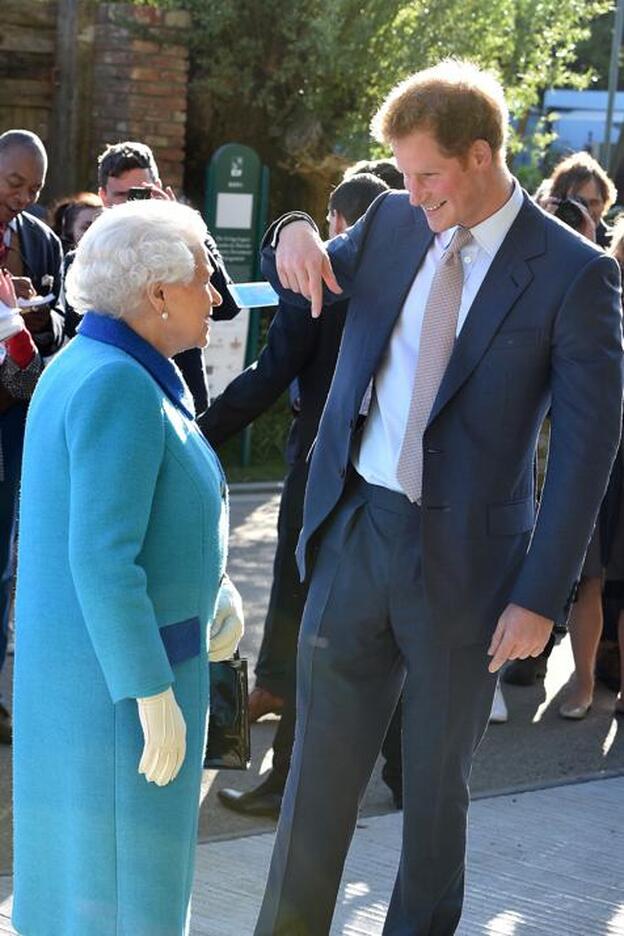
[12,200,242,935]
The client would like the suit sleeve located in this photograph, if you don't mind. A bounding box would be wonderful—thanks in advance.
[34,226,65,355]
[205,230,240,322]
[510,253,624,618]
[199,300,319,445]
[66,362,174,703]
[260,193,389,310]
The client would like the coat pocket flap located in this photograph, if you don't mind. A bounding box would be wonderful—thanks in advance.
[488,497,535,536]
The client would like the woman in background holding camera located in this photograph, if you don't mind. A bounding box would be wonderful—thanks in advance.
[13,200,243,935]
[541,154,619,718]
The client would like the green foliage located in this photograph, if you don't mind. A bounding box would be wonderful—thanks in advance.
[170,0,611,190]
[130,0,612,211]
[573,9,619,90]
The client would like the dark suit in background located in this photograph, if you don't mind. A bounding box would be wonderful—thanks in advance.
[255,189,623,934]
[201,298,347,784]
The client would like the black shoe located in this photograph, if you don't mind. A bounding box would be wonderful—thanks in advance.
[0,703,12,745]
[502,654,548,687]
[218,779,283,818]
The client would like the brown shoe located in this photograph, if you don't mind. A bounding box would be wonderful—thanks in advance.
[248,687,284,723]
[0,703,12,745]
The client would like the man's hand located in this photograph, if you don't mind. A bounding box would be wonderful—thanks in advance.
[487,603,553,673]
[149,183,176,201]
[275,221,342,318]
[542,197,596,243]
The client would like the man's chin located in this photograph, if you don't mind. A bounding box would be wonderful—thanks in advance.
[422,204,454,233]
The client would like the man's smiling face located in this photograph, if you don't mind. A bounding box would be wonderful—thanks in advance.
[393,129,487,233]
[0,145,46,225]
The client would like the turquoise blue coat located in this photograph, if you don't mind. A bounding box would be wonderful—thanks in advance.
[13,313,227,935]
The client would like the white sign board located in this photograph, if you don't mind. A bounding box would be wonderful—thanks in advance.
[215,192,254,230]
[204,308,250,398]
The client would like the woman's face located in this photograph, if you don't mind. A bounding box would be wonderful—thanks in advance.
[161,248,222,353]
[569,177,606,227]
[71,206,102,245]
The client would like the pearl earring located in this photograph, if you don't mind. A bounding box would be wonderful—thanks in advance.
[161,310,169,320]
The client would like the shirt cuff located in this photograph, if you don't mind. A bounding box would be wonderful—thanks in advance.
[269,212,319,249]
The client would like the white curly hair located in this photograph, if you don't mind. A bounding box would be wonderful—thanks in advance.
[66,199,209,320]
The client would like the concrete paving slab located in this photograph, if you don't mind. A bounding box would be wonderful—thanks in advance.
[2,490,624,878]
[1,776,622,934]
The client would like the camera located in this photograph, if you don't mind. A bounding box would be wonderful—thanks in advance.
[127,187,152,201]
[554,197,587,233]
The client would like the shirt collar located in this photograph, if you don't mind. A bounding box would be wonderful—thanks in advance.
[437,179,524,256]
[78,311,195,420]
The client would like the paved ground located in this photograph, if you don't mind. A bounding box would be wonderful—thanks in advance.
[2,776,623,934]
[1,489,624,927]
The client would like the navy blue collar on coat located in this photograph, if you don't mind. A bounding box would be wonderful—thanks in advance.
[78,311,196,420]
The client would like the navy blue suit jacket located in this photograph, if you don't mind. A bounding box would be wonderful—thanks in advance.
[17,211,65,355]
[261,190,624,644]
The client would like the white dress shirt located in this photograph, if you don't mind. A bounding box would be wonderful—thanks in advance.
[353,181,524,492]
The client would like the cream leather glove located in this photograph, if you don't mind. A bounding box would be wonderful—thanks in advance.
[137,687,186,786]
[210,574,244,662]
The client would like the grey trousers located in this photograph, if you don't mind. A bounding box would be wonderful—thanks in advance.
[254,475,497,936]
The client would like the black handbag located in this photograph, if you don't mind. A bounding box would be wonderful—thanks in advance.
[204,655,251,770]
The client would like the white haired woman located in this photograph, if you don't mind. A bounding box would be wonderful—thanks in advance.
[12,200,243,935]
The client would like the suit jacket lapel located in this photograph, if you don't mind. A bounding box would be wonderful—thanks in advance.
[428,195,546,428]
[357,212,433,394]
[15,214,39,285]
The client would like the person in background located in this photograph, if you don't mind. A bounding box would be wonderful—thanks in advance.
[604,216,624,717]
[60,199,105,340]
[201,172,390,817]
[0,129,65,745]
[549,151,617,248]
[13,199,243,934]
[345,157,405,190]
[72,140,240,416]
[0,270,43,745]
[61,197,103,251]
[49,191,103,252]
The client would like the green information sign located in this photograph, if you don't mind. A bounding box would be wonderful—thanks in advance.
[204,143,269,282]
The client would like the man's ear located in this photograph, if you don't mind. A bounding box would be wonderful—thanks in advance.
[470,139,493,169]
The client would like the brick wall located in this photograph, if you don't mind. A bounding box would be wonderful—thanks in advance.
[91,4,190,191]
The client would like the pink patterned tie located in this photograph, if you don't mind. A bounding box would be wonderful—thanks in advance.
[396,226,473,503]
